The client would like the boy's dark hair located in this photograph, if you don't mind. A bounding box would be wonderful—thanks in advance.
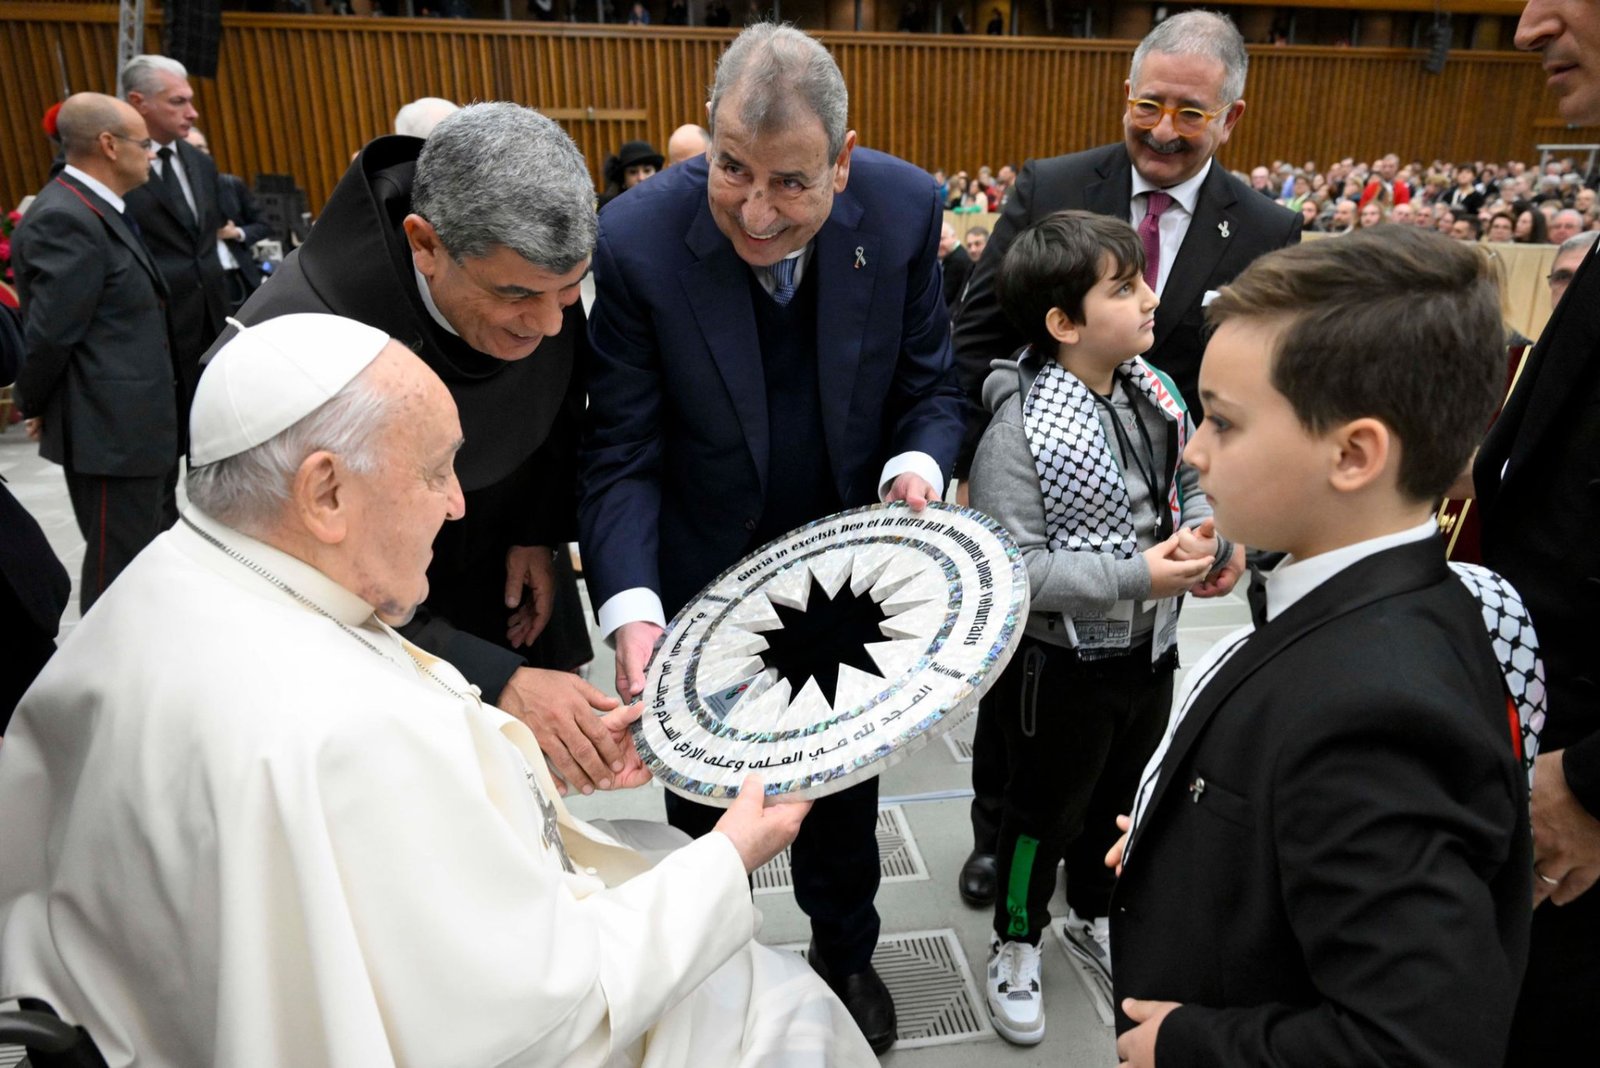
[996,210,1144,355]
[1207,225,1503,503]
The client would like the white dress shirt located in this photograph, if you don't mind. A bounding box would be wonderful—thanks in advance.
[61,164,124,214]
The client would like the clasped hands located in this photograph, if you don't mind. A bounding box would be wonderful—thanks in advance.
[1145,517,1245,599]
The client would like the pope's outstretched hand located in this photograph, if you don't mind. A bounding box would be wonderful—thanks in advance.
[714,774,812,873]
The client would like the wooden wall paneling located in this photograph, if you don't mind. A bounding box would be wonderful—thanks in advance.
[4,11,1600,214]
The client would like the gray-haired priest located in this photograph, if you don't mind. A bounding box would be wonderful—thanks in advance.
[0,313,876,1068]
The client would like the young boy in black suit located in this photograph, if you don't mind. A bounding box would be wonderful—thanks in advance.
[1109,225,1534,1068]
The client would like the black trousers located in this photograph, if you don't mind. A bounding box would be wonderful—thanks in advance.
[969,688,1006,853]
[1505,888,1600,1064]
[665,776,882,975]
[63,465,178,614]
[988,635,1173,944]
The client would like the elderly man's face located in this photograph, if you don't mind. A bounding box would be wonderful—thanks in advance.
[129,70,198,145]
[405,215,587,362]
[707,90,856,268]
[1332,200,1355,229]
[1548,244,1590,304]
[1551,211,1584,243]
[1578,187,1597,212]
[1123,50,1244,189]
[342,343,465,625]
[1390,202,1413,224]
[939,223,958,258]
[1250,167,1269,189]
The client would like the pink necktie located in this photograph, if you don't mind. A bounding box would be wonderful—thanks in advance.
[1139,191,1173,292]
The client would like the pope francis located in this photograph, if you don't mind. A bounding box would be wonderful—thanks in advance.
[0,313,876,1067]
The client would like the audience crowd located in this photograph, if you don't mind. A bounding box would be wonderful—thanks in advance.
[931,150,1600,244]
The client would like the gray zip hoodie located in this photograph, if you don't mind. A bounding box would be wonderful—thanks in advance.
[968,351,1227,653]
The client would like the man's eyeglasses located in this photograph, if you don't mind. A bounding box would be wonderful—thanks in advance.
[109,132,154,151]
[1126,98,1231,138]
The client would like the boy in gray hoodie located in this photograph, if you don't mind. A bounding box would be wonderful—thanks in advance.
[969,210,1242,1045]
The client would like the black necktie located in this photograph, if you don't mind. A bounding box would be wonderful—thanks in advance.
[158,147,196,229]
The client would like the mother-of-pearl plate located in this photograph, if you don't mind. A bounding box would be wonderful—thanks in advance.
[634,501,1029,805]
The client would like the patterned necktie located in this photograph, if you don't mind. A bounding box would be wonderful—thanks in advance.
[770,255,798,306]
[157,147,196,229]
[1138,190,1172,293]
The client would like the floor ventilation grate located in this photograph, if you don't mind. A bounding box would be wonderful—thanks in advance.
[779,929,993,1049]
[753,804,928,893]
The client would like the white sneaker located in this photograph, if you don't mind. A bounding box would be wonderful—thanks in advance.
[1061,908,1112,985]
[985,935,1045,1045]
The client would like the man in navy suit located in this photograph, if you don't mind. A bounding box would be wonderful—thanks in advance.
[580,24,964,1054]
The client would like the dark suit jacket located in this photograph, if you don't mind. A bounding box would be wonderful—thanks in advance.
[1112,537,1531,1066]
[124,138,228,391]
[12,174,179,476]
[217,172,272,292]
[579,150,966,619]
[941,243,973,311]
[951,142,1302,473]
[1475,240,1600,814]
[208,136,587,698]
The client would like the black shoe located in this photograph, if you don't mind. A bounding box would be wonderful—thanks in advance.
[807,943,897,1055]
[959,850,997,908]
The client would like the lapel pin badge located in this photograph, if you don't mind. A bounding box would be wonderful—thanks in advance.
[1218,220,1231,239]
[854,246,867,269]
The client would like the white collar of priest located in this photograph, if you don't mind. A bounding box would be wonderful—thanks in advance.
[414,262,461,337]
[1130,158,1212,217]
[182,505,383,627]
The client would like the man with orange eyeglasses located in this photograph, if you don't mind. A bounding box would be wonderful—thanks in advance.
[948,9,1298,952]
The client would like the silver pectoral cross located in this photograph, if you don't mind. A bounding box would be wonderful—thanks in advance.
[525,766,577,873]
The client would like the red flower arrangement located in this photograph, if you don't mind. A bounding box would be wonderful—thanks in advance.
[0,207,20,306]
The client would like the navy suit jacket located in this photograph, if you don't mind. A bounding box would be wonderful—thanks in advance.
[580,150,965,621]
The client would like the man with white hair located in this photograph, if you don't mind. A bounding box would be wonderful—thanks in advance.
[121,54,229,409]
[393,95,459,139]
[0,312,876,1068]
[1549,206,1584,245]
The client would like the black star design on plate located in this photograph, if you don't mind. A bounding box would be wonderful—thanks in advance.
[758,572,889,707]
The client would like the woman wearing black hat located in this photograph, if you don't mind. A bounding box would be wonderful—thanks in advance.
[598,140,664,208]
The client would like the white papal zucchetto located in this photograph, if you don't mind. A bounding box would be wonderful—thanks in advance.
[189,313,390,467]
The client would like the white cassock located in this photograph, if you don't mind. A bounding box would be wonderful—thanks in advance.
[0,509,875,1068]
